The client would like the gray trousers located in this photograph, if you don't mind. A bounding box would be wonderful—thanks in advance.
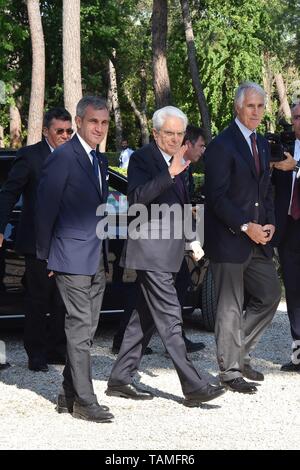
[108,269,208,396]
[211,246,281,382]
[55,252,106,406]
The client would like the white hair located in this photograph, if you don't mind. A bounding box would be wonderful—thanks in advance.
[234,81,266,108]
[152,106,188,131]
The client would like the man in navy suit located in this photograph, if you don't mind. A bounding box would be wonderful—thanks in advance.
[0,107,72,372]
[36,96,113,423]
[272,101,300,372]
[106,106,225,407]
[204,82,281,393]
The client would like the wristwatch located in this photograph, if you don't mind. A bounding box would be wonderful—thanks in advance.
[240,223,249,232]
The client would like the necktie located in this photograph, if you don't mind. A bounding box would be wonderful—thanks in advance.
[90,149,100,183]
[174,174,186,202]
[250,132,261,176]
[290,177,300,220]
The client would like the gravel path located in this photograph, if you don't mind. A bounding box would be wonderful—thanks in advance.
[0,301,299,450]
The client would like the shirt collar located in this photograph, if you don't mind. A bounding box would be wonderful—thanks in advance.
[76,132,95,156]
[45,139,54,153]
[235,117,256,139]
[158,146,173,166]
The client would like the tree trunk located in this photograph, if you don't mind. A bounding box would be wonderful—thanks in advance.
[124,86,149,145]
[152,0,171,108]
[262,53,275,131]
[180,0,212,142]
[0,126,4,148]
[26,0,45,145]
[10,104,22,148]
[108,51,123,151]
[275,73,291,121]
[63,0,82,121]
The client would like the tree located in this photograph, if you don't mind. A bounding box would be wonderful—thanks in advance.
[108,50,123,150]
[152,0,171,108]
[63,0,82,121]
[26,0,45,145]
[180,0,212,141]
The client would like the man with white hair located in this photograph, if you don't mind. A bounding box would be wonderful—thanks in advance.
[204,82,281,393]
[106,106,225,407]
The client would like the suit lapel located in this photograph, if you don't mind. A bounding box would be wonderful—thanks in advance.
[71,135,102,197]
[230,122,258,179]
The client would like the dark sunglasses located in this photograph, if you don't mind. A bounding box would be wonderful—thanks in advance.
[55,128,73,135]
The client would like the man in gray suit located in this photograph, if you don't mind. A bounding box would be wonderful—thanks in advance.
[106,106,225,407]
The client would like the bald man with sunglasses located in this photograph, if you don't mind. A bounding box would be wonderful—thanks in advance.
[0,107,73,372]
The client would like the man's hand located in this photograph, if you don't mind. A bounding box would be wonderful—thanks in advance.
[245,222,271,245]
[0,233,3,248]
[190,241,204,262]
[48,270,54,278]
[169,144,189,177]
[262,224,275,242]
[273,153,296,172]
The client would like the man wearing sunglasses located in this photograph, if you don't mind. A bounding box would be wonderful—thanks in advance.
[0,107,72,372]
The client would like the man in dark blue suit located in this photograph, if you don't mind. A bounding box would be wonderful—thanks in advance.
[204,82,281,393]
[36,96,113,423]
[272,101,300,372]
[0,107,72,372]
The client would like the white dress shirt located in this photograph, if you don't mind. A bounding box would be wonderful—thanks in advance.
[235,117,257,154]
[76,133,102,191]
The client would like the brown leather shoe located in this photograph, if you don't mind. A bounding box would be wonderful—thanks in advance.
[183,384,225,407]
[243,365,264,381]
[72,402,114,423]
[106,383,154,400]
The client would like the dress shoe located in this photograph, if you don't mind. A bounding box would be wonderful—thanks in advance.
[183,384,225,407]
[106,383,154,400]
[184,337,206,353]
[280,361,300,372]
[0,362,11,370]
[28,359,49,372]
[243,365,264,381]
[111,345,153,355]
[47,355,66,365]
[56,394,110,414]
[222,377,257,394]
[72,402,114,423]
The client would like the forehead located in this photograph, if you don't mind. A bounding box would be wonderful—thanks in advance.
[48,118,72,128]
[242,90,264,105]
[161,116,185,129]
[82,105,109,120]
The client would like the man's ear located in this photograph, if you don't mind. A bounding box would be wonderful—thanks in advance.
[75,115,81,130]
[42,126,48,138]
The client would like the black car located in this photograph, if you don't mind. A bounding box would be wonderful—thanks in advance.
[0,150,216,331]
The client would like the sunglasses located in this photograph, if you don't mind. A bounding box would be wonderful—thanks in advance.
[55,128,73,135]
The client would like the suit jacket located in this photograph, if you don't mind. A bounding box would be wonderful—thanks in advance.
[36,134,109,275]
[272,142,297,246]
[123,141,193,273]
[0,139,51,255]
[204,121,274,263]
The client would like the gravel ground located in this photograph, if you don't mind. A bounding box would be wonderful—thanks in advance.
[0,301,299,450]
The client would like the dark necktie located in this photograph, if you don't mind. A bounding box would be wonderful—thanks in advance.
[290,177,300,220]
[250,132,261,176]
[174,174,186,202]
[90,149,100,183]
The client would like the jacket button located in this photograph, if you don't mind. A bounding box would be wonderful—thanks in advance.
[255,202,259,206]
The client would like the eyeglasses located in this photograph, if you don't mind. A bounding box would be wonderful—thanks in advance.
[160,130,186,138]
[55,128,73,135]
[292,115,300,121]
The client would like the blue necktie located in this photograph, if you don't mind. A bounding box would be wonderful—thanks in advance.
[90,149,100,183]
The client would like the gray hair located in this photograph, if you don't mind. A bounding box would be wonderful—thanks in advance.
[291,101,300,113]
[76,96,108,118]
[152,106,188,131]
[234,82,266,109]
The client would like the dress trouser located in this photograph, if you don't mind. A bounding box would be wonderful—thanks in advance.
[55,252,106,406]
[24,255,66,362]
[278,217,300,348]
[211,246,281,382]
[108,269,208,396]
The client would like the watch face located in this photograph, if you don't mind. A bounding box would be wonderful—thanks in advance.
[241,224,248,232]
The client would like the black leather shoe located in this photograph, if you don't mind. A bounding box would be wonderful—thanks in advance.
[280,361,300,372]
[72,402,114,423]
[56,394,110,414]
[243,365,264,381]
[183,384,225,407]
[106,383,154,400]
[28,359,49,372]
[184,337,206,353]
[0,362,11,370]
[111,345,153,355]
[47,355,66,365]
[222,377,257,394]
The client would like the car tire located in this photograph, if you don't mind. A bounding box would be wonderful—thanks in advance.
[201,264,217,332]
